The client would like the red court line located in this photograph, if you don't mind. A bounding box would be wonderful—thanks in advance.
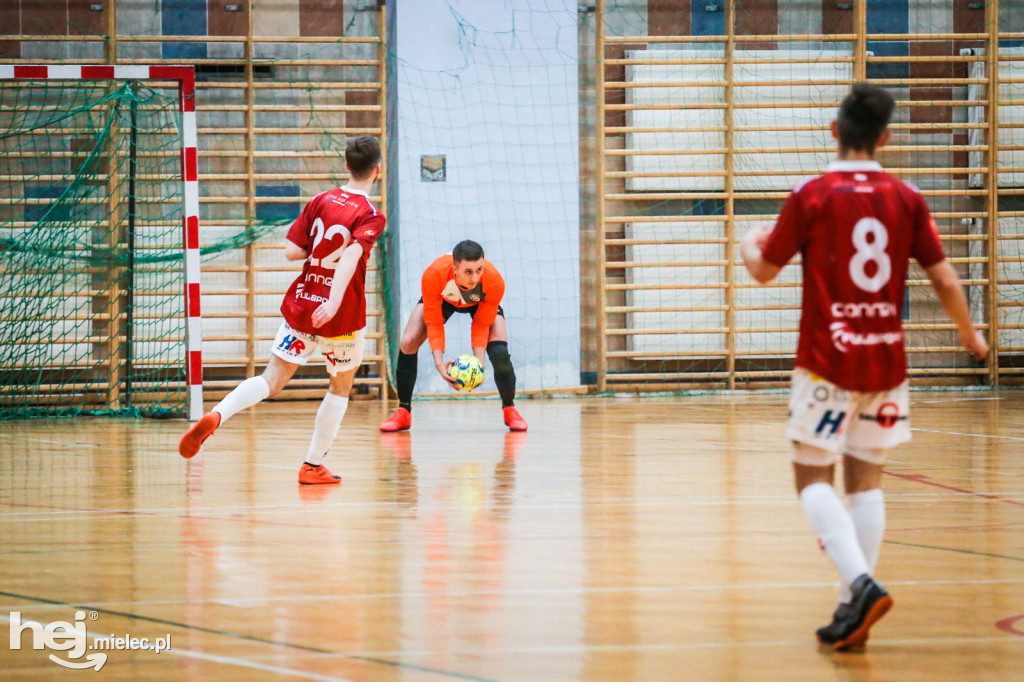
[995,614,1024,637]
[885,471,1024,508]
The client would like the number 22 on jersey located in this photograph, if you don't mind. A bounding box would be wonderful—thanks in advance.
[307,217,351,270]
[849,217,892,293]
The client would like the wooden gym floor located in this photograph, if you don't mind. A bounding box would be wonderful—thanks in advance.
[1,391,1023,681]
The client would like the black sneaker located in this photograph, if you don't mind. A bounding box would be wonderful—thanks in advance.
[830,574,893,651]
[816,602,852,645]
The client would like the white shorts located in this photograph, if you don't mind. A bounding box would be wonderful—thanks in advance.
[271,322,365,376]
[787,368,910,465]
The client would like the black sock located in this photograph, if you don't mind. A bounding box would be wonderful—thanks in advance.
[396,351,417,411]
[487,341,516,408]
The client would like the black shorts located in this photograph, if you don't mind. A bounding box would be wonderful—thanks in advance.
[419,297,505,322]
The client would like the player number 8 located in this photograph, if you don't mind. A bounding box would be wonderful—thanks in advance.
[849,218,891,293]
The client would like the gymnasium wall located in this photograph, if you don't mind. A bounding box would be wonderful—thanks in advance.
[0,0,389,406]
[592,0,1024,389]
[392,0,582,394]
[2,0,1023,413]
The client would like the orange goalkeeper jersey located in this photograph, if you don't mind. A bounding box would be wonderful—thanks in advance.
[421,254,505,352]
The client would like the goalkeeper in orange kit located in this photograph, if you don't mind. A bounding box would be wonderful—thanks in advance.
[380,240,527,432]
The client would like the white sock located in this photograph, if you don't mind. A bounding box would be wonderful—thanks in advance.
[800,482,870,590]
[212,376,270,422]
[839,488,886,603]
[305,393,349,466]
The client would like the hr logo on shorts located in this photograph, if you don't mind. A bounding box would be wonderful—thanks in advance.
[815,410,846,438]
[277,334,305,354]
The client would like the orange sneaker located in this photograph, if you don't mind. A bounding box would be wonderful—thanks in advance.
[298,463,342,485]
[380,407,412,432]
[503,406,528,432]
[178,411,222,459]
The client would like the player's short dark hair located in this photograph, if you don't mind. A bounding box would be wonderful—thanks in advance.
[452,240,484,263]
[345,135,381,180]
[837,83,895,153]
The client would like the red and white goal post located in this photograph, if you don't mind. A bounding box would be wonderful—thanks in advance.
[0,65,203,420]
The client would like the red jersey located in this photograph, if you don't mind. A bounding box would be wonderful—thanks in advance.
[762,160,946,392]
[280,186,385,338]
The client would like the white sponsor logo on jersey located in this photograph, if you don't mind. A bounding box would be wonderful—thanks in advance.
[305,272,334,287]
[830,322,903,353]
[831,301,899,319]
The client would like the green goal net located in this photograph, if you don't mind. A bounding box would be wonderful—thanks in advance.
[0,79,189,419]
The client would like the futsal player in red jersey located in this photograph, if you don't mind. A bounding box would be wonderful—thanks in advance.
[179,135,386,485]
[741,84,988,649]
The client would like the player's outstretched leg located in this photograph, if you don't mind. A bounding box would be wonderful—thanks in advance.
[179,412,221,459]
[488,341,526,431]
[179,375,271,458]
[381,351,416,431]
